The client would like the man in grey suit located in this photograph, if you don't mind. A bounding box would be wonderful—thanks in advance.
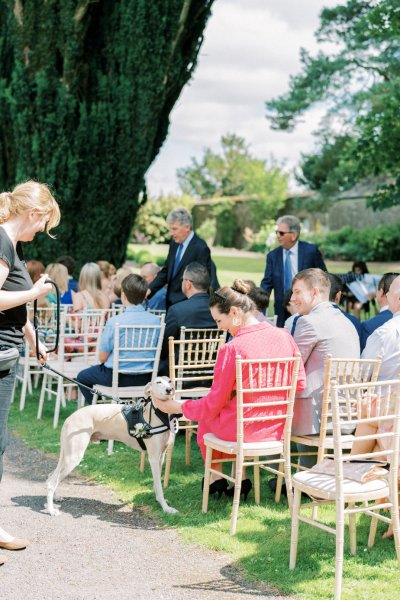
[291,269,360,467]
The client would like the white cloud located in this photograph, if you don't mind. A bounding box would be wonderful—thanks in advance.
[147,0,340,196]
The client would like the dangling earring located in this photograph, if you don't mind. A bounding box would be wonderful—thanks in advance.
[232,316,241,327]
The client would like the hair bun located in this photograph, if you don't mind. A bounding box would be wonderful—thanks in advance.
[231,279,252,295]
[0,191,13,223]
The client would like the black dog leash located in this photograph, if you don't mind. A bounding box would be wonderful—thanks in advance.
[33,280,117,401]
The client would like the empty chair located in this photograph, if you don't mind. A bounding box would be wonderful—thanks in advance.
[38,309,107,427]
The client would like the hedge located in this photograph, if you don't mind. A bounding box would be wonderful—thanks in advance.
[309,224,400,261]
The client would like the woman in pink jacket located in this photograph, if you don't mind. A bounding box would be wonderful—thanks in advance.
[153,280,306,497]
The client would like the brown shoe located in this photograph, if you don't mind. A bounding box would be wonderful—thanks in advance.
[0,553,7,565]
[0,538,30,551]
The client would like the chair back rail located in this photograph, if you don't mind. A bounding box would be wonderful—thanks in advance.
[169,332,226,395]
[317,355,382,462]
[111,322,165,389]
[236,353,302,491]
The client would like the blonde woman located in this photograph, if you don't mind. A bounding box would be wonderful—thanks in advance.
[0,180,60,561]
[45,263,69,304]
[97,260,117,303]
[72,262,110,311]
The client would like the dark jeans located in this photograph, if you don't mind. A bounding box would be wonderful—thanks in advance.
[0,362,17,482]
[76,363,151,404]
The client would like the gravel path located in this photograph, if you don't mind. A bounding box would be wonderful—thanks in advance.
[1,435,291,600]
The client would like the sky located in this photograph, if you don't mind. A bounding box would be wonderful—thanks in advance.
[146,0,339,197]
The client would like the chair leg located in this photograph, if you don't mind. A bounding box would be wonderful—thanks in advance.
[185,427,191,465]
[368,508,380,548]
[202,445,213,514]
[37,373,47,419]
[53,378,63,428]
[78,391,85,409]
[348,503,357,555]
[19,374,28,411]
[275,457,284,503]
[27,373,33,395]
[289,487,302,569]
[334,502,345,600]
[230,456,243,535]
[390,489,400,566]
[253,458,260,505]
[163,440,174,488]
[139,451,146,472]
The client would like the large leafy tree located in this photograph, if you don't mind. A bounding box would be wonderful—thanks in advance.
[0,0,213,266]
[266,0,400,209]
[177,133,288,246]
[178,133,287,206]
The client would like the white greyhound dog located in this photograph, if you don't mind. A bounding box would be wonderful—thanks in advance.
[46,377,177,515]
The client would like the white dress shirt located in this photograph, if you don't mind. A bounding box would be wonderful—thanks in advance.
[287,241,299,277]
[180,230,194,259]
[362,311,400,380]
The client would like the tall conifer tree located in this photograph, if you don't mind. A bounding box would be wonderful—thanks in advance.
[0,1,213,265]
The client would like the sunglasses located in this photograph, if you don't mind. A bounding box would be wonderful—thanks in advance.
[275,230,293,236]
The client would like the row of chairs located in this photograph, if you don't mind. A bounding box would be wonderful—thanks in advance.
[201,354,400,598]
[14,305,166,426]
[14,304,398,596]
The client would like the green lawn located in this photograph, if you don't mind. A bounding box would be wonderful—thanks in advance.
[8,388,400,600]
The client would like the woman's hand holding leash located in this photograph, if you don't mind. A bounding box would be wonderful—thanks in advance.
[37,341,48,363]
[33,274,53,298]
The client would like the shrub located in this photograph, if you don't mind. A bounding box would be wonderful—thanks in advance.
[133,194,195,244]
[307,224,400,261]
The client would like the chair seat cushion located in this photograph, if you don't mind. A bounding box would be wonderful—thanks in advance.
[292,469,389,501]
[45,360,90,377]
[94,384,147,398]
[203,433,283,456]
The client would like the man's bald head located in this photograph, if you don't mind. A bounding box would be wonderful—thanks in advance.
[386,275,400,314]
[140,262,160,284]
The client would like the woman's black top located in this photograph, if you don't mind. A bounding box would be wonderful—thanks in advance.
[0,227,33,348]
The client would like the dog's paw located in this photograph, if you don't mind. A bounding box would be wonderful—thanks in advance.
[163,505,178,514]
[46,507,61,516]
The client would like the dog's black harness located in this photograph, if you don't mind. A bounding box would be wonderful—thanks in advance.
[121,398,179,450]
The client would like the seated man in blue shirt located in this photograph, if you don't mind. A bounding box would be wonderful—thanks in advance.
[77,274,161,404]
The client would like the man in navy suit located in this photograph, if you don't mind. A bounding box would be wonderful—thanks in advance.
[360,272,398,351]
[159,262,216,374]
[260,215,326,326]
[148,208,212,308]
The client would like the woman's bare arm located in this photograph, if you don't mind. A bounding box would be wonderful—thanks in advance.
[0,260,52,311]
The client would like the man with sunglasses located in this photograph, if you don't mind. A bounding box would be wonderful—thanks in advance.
[260,215,326,327]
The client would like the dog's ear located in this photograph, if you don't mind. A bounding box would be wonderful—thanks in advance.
[144,382,152,399]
